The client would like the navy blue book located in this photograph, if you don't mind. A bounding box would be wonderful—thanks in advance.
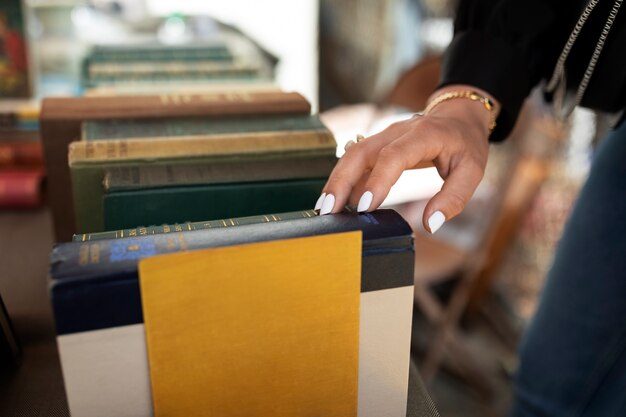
[50,209,417,417]
[50,210,414,336]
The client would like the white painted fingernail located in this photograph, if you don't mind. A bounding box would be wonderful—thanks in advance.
[357,191,373,212]
[314,193,326,211]
[320,194,335,215]
[428,211,445,234]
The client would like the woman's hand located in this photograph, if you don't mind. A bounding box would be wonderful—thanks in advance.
[315,86,498,233]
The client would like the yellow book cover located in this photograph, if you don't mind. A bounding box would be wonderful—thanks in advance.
[138,232,362,417]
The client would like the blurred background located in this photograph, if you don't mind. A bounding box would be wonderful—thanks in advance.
[0,0,603,416]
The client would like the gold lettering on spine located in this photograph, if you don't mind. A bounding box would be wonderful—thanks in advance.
[166,237,177,250]
[79,245,89,266]
[90,244,100,264]
[178,234,188,251]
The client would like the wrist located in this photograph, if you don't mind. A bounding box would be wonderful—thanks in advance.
[425,85,500,137]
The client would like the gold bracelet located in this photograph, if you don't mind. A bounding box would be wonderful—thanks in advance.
[424,90,497,132]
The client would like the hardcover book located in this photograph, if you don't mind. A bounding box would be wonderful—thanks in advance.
[69,128,336,233]
[103,177,327,230]
[103,155,337,192]
[82,114,327,141]
[50,209,415,417]
[0,168,44,208]
[40,90,312,241]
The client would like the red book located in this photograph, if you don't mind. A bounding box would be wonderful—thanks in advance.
[0,141,44,167]
[0,169,44,208]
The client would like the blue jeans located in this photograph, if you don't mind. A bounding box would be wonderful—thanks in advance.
[511,120,626,416]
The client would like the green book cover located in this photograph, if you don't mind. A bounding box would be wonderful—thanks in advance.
[83,115,327,141]
[87,44,233,63]
[71,151,334,233]
[104,155,337,192]
[103,178,326,231]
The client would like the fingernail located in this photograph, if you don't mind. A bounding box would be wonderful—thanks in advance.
[428,211,445,234]
[314,193,326,211]
[320,194,335,215]
[357,191,373,212]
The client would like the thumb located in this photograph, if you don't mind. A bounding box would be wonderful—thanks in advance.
[422,161,484,233]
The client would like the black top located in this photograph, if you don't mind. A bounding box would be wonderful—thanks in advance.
[439,0,626,141]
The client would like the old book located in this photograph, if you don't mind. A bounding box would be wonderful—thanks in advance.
[69,128,335,233]
[140,233,360,416]
[50,209,414,417]
[84,81,280,97]
[72,209,317,242]
[41,90,311,241]
[70,150,333,233]
[0,141,43,167]
[103,155,337,192]
[86,42,233,63]
[84,62,261,88]
[82,114,327,141]
[0,169,44,208]
[69,130,335,163]
[103,178,327,230]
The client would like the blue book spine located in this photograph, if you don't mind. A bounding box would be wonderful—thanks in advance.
[50,210,414,335]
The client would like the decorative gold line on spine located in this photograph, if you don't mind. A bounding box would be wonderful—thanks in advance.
[221,220,228,227]
[229,219,235,226]
[82,234,86,242]
[271,215,278,221]
[264,215,270,222]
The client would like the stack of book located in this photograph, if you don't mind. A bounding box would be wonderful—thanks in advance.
[51,208,415,417]
[66,90,336,233]
[81,35,274,95]
[0,104,44,209]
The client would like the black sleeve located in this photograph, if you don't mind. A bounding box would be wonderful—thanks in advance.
[439,0,577,141]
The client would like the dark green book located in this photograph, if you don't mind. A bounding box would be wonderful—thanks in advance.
[71,150,334,233]
[104,155,337,192]
[73,209,317,242]
[103,178,326,230]
[87,43,233,63]
[83,115,327,141]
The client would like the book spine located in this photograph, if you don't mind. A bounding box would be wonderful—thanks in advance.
[52,210,413,282]
[41,91,311,121]
[73,210,318,242]
[103,155,336,191]
[83,114,325,141]
[87,61,254,76]
[0,170,44,208]
[103,178,326,230]
[0,142,44,167]
[68,130,336,164]
[89,46,232,63]
[52,211,414,336]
